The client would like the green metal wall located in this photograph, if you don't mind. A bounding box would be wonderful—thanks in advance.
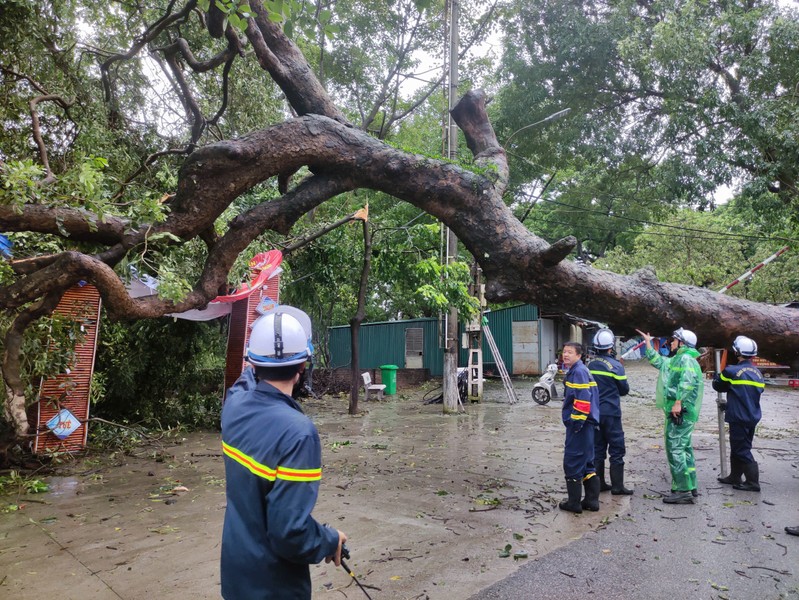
[328,304,538,378]
[328,318,443,376]
[459,304,538,373]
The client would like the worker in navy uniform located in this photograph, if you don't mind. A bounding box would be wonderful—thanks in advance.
[559,341,601,513]
[221,311,347,599]
[713,335,765,492]
[587,328,633,495]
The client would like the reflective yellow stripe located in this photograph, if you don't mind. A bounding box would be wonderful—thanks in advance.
[589,370,627,381]
[222,441,276,481]
[719,373,765,388]
[277,466,322,482]
[570,414,587,421]
[222,442,322,482]
[565,381,597,389]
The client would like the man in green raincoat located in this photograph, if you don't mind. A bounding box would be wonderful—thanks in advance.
[636,327,704,505]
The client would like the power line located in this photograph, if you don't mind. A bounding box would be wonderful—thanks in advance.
[532,215,787,243]
[536,197,798,244]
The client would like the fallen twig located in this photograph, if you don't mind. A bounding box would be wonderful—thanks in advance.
[747,565,791,575]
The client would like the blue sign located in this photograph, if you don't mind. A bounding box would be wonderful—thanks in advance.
[46,408,81,440]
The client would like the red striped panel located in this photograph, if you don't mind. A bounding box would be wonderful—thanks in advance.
[32,285,101,454]
[223,271,280,400]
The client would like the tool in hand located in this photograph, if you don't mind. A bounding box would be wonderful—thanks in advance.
[340,543,374,600]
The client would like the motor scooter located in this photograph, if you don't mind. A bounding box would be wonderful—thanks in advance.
[531,363,560,405]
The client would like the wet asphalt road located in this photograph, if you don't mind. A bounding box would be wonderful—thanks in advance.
[471,363,799,600]
[471,441,798,599]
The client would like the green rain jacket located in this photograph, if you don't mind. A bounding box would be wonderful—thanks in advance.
[645,346,704,423]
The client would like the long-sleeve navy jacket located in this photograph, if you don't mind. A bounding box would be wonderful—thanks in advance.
[562,360,599,426]
[712,359,765,424]
[587,353,629,418]
[221,369,338,599]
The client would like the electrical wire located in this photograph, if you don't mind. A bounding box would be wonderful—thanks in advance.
[534,197,798,244]
[531,215,788,243]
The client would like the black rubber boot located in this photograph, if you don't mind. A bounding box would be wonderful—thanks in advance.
[733,461,760,491]
[718,457,743,485]
[559,478,583,513]
[610,463,634,495]
[786,526,799,536]
[581,474,601,511]
[596,463,612,492]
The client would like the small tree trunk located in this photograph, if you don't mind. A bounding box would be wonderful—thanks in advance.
[349,218,372,415]
[2,290,64,438]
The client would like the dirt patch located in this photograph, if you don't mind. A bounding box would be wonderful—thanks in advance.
[1,362,797,599]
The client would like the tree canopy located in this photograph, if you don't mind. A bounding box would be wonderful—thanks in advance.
[496,0,799,256]
[1,0,798,438]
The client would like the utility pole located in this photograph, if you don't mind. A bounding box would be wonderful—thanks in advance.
[442,0,461,413]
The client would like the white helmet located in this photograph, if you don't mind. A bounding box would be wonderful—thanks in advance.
[247,312,311,367]
[732,335,758,357]
[592,328,615,351]
[673,327,697,348]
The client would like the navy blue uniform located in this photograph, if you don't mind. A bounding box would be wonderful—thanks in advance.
[562,360,599,480]
[221,369,338,599]
[712,359,765,464]
[588,353,630,466]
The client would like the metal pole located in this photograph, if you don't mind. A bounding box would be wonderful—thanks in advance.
[442,0,461,413]
[714,349,728,478]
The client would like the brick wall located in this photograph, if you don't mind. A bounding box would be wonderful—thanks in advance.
[314,367,430,394]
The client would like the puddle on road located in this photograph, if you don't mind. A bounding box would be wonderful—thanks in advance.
[46,476,82,498]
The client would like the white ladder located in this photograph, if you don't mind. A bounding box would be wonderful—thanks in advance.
[467,347,483,400]
[483,325,518,404]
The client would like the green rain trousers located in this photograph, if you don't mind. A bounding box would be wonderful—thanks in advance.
[664,415,696,491]
[645,346,704,491]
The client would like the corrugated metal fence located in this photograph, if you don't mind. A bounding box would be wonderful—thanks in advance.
[328,304,538,377]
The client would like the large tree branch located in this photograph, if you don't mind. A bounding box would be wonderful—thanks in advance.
[246,2,348,122]
[0,205,129,244]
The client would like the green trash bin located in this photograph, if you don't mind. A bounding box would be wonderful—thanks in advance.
[379,365,399,395]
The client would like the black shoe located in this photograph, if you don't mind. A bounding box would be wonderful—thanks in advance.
[691,489,699,497]
[610,463,633,495]
[581,474,601,511]
[662,491,694,504]
[559,478,583,513]
[786,526,799,537]
[717,473,741,485]
[733,461,760,492]
[733,481,761,491]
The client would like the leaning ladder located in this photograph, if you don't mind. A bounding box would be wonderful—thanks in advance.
[483,325,519,404]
